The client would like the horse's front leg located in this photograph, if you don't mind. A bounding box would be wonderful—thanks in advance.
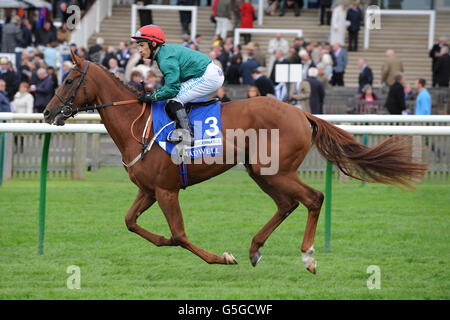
[125,189,175,247]
[155,187,237,265]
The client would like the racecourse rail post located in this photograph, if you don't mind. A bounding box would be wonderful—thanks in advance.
[0,133,4,186]
[362,128,369,186]
[38,133,52,255]
[324,160,333,253]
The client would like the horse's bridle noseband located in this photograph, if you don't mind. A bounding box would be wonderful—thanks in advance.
[55,61,91,118]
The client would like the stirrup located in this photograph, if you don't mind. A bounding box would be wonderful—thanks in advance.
[167,128,194,146]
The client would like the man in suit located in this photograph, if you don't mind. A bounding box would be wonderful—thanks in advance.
[31,68,55,113]
[318,0,332,25]
[136,1,153,26]
[239,51,260,85]
[434,46,450,88]
[385,73,406,115]
[346,1,363,52]
[429,36,448,87]
[358,58,373,93]
[290,68,325,114]
[251,67,275,96]
[331,42,347,87]
[381,49,404,87]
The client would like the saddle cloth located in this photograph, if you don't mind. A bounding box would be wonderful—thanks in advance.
[152,100,223,159]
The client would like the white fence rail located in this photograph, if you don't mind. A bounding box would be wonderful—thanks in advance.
[234,28,303,47]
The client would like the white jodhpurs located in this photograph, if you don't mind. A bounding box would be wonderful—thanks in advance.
[171,62,225,105]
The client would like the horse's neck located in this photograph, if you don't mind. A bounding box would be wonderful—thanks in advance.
[95,83,145,159]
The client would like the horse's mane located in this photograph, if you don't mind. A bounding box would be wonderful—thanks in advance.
[88,60,141,97]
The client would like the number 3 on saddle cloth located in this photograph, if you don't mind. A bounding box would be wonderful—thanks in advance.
[152,100,223,187]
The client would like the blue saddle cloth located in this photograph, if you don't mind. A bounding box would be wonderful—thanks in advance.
[152,100,223,159]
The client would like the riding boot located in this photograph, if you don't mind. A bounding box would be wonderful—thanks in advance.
[166,100,194,146]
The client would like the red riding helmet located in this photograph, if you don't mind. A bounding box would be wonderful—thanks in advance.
[131,25,166,44]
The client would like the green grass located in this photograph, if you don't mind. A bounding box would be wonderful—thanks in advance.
[0,167,449,300]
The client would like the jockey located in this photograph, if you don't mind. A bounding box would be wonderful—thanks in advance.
[131,25,224,145]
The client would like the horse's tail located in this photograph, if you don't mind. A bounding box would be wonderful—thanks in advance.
[304,113,428,189]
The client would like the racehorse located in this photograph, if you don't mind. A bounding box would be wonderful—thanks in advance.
[43,51,427,274]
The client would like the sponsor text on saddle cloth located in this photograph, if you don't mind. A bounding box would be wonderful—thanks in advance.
[152,100,223,159]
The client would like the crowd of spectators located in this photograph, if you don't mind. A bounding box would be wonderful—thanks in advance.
[1,0,448,117]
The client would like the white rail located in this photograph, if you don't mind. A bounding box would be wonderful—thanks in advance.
[364,9,436,50]
[2,113,450,123]
[1,123,449,136]
[131,4,198,42]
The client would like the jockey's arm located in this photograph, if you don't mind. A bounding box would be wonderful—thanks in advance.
[150,57,181,102]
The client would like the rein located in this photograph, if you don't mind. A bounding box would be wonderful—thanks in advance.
[55,60,154,167]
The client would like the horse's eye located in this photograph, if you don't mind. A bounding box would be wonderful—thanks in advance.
[66,79,73,85]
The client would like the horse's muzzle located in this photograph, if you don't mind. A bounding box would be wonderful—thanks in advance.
[43,107,68,126]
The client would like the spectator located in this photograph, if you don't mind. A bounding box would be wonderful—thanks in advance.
[12,82,34,114]
[31,68,54,113]
[188,40,198,51]
[385,73,406,115]
[209,50,223,71]
[299,50,315,81]
[181,34,190,48]
[128,70,143,91]
[265,0,280,16]
[215,86,231,102]
[311,42,323,65]
[279,0,303,17]
[357,84,379,113]
[318,0,332,26]
[47,66,58,91]
[290,68,325,114]
[267,33,289,77]
[226,54,242,84]
[58,0,71,24]
[358,58,373,93]
[249,42,265,67]
[62,60,73,81]
[346,1,363,52]
[193,34,202,49]
[429,36,448,87]
[56,22,71,44]
[232,0,243,28]
[44,42,61,70]
[240,51,259,85]
[115,67,125,82]
[251,67,275,97]
[240,0,255,45]
[316,65,329,89]
[330,3,347,47]
[144,70,161,93]
[76,47,88,59]
[287,47,301,64]
[0,57,18,101]
[269,49,288,85]
[414,78,431,115]
[178,0,193,35]
[136,1,153,26]
[218,42,232,73]
[214,0,232,41]
[381,49,404,87]
[19,18,34,48]
[36,21,57,46]
[116,41,131,69]
[434,46,450,88]
[1,15,22,53]
[88,37,105,63]
[317,49,333,83]
[246,85,261,98]
[0,80,12,112]
[330,42,347,87]
[108,58,119,74]
[102,46,118,68]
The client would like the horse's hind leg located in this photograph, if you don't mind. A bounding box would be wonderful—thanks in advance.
[248,169,323,274]
[155,187,237,265]
[246,166,299,266]
[125,189,175,247]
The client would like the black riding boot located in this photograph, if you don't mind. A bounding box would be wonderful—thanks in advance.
[166,100,195,145]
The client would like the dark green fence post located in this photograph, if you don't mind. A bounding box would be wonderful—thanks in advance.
[324,160,333,253]
[38,133,52,255]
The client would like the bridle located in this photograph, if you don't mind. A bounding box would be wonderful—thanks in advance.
[54,60,91,118]
[53,59,156,167]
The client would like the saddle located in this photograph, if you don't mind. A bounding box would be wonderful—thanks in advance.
[164,98,219,121]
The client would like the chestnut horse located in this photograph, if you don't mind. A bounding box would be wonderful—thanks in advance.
[43,52,427,274]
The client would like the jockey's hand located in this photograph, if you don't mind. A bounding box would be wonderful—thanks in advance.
[138,91,153,104]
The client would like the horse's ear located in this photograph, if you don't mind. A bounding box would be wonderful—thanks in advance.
[70,49,81,65]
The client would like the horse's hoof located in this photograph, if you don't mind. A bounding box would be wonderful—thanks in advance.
[250,252,262,267]
[306,258,317,274]
[223,252,238,265]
